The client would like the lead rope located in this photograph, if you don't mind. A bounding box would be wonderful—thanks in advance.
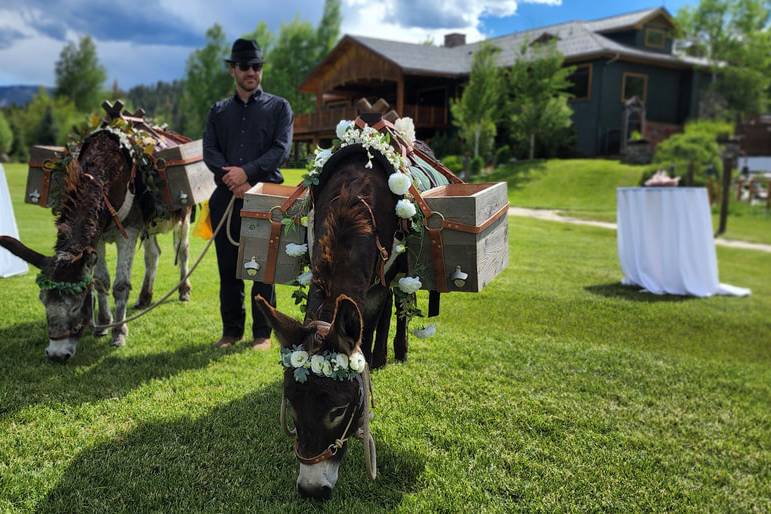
[92,195,236,331]
[358,365,378,480]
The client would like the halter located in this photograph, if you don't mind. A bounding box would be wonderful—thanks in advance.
[280,324,378,479]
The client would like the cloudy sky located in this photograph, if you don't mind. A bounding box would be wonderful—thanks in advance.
[0,0,696,89]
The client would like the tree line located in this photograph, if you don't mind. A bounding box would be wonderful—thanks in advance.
[0,0,341,161]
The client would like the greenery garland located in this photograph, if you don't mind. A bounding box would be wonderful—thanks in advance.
[35,273,93,295]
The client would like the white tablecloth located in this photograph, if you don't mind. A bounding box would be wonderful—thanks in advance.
[616,187,749,297]
[0,164,29,278]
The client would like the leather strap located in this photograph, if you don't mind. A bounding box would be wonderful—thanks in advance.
[443,203,510,234]
[39,169,51,207]
[411,147,463,184]
[155,155,203,170]
[155,164,174,205]
[102,190,129,239]
[263,219,282,283]
[426,227,447,292]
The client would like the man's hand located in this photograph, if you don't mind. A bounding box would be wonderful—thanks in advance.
[232,182,251,199]
[222,166,248,189]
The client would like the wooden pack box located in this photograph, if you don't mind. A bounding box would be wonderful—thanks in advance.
[25,145,67,208]
[407,182,509,292]
[154,139,215,210]
[237,183,308,284]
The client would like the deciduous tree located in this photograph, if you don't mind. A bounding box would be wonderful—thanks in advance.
[54,35,106,112]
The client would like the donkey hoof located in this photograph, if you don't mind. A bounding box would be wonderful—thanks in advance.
[134,294,152,309]
[94,328,109,337]
[111,335,127,347]
[179,292,191,302]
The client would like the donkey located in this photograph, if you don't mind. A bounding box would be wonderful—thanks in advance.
[0,129,191,361]
[255,147,408,499]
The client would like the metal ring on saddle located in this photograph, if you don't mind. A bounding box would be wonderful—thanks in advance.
[269,205,284,222]
[154,157,167,172]
[424,211,445,231]
[42,159,58,171]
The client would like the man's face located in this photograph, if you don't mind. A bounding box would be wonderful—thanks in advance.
[230,62,262,92]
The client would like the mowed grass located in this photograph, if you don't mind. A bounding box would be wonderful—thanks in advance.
[1,163,770,512]
[485,159,771,245]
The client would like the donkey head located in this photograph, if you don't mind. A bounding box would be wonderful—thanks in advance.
[0,236,96,361]
[255,294,366,500]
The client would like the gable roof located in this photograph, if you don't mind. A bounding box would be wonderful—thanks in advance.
[301,7,708,91]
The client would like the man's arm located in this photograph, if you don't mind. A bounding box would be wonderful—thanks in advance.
[203,104,227,178]
[242,100,294,184]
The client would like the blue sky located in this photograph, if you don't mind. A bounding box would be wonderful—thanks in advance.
[0,0,699,89]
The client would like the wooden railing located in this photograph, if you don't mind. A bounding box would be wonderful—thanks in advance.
[294,104,448,136]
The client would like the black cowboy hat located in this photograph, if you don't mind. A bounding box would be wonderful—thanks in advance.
[224,38,264,65]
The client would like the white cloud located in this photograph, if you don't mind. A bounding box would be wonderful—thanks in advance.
[341,0,561,44]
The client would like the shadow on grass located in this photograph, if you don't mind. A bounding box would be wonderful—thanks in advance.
[584,283,697,303]
[37,384,424,512]
[478,160,547,193]
[0,320,238,419]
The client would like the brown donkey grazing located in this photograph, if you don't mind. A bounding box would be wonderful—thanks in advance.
[255,148,409,500]
[0,129,192,361]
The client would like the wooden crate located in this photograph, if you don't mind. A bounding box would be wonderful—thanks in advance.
[155,139,215,210]
[407,182,508,292]
[25,146,67,208]
[237,183,308,284]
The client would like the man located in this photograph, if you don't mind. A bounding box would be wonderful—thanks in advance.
[203,38,293,350]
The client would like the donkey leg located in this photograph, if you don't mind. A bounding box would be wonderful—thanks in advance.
[371,288,393,369]
[135,235,160,308]
[93,239,112,337]
[175,210,192,302]
[111,228,140,347]
[393,293,409,362]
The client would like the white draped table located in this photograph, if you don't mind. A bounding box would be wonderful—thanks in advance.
[0,163,29,278]
[616,187,750,297]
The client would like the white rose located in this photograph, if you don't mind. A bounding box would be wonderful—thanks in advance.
[314,147,333,168]
[398,276,422,294]
[336,120,353,139]
[395,199,417,219]
[395,243,406,254]
[388,172,411,196]
[310,354,325,374]
[321,360,333,377]
[349,352,366,373]
[334,353,349,370]
[290,350,309,368]
[394,117,416,145]
[285,243,308,257]
[296,271,313,286]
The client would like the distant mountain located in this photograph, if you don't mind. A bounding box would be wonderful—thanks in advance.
[0,85,53,107]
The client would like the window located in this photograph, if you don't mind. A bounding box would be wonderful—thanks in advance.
[568,64,592,100]
[621,73,647,102]
[645,28,667,49]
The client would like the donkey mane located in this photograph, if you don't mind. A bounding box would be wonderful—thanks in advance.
[312,155,389,308]
[54,131,128,262]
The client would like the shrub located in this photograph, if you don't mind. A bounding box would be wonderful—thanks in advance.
[470,155,484,176]
[441,154,463,174]
[654,120,732,186]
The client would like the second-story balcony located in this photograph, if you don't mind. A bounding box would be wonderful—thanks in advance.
[294,104,448,139]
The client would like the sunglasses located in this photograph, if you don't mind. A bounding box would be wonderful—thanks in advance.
[236,63,263,72]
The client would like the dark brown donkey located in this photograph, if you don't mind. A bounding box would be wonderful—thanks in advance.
[255,146,409,499]
[0,129,192,361]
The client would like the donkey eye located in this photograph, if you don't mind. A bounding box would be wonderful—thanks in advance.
[327,404,349,426]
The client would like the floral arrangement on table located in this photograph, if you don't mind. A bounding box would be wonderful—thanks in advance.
[280,344,367,382]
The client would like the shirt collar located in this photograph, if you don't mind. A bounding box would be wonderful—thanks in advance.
[233,87,263,105]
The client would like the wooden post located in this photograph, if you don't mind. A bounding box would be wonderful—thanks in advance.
[716,136,741,237]
[396,73,405,118]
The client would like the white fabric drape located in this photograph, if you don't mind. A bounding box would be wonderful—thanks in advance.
[616,187,749,297]
[0,164,29,278]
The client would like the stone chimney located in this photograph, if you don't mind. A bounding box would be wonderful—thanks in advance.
[444,33,466,48]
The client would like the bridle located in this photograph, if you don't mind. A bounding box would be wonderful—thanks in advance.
[280,322,378,480]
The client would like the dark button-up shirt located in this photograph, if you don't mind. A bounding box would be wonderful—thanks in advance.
[203,89,293,187]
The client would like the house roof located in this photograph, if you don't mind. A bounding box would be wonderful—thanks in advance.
[301,7,709,91]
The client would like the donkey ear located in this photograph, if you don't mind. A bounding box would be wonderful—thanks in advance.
[0,235,51,269]
[254,295,311,348]
[328,295,363,356]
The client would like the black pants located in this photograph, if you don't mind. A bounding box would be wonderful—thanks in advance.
[209,186,275,339]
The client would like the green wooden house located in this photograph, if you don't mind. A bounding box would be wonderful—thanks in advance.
[294,7,711,157]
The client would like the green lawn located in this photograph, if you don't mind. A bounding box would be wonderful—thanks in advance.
[1,163,770,512]
[484,159,771,245]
